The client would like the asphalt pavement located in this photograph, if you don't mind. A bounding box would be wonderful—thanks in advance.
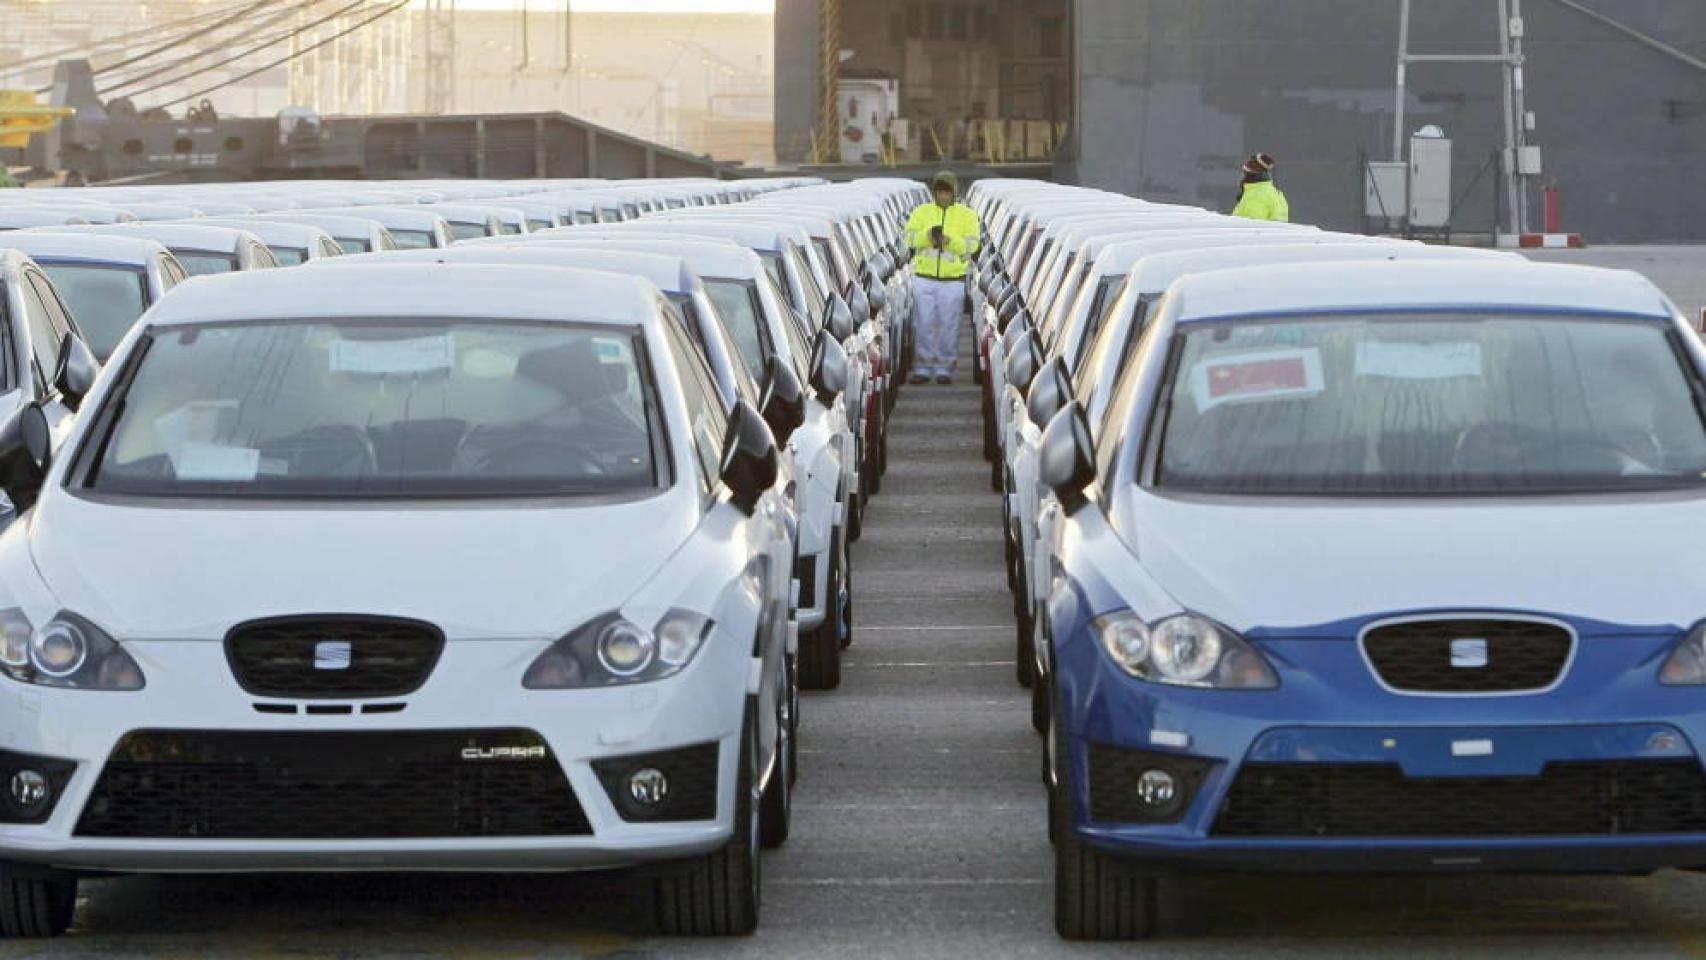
[9,246,1706,959]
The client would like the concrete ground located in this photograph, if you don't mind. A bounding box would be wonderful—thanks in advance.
[10,246,1706,959]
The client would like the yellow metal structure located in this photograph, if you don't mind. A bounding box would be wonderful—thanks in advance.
[0,90,72,149]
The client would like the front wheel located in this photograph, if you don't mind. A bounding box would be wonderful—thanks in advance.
[799,533,847,690]
[760,680,792,849]
[0,866,76,939]
[645,708,762,936]
[1053,738,1158,940]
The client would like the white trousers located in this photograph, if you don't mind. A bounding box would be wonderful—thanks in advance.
[911,276,964,377]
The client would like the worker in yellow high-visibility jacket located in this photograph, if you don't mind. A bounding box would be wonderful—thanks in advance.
[904,170,981,384]
[1233,153,1290,222]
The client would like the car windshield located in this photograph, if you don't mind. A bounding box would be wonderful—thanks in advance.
[449,222,489,241]
[337,237,372,253]
[86,319,658,498]
[269,246,308,266]
[704,278,769,383]
[174,250,237,276]
[37,262,147,361]
[1155,312,1706,495]
[390,229,435,249]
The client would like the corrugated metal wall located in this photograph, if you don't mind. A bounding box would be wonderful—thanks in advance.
[1064,0,1706,242]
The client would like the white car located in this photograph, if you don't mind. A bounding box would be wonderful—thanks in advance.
[0,233,185,362]
[0,263,796,938]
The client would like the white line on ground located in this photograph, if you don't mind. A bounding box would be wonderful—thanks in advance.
[770,878,1049,888]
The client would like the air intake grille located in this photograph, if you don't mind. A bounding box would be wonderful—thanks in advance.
[226,616,444,699]
[1213,760,1706,837]
[76,729,591,839]
[1363,618,1571,693]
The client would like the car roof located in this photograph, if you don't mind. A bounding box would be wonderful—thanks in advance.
[517,232,764,279]
[1130,243,1518,293]
[318,247,701,295]
[1172,260,1674,322]
[143,263,664,327]
[0,231,167,266]
[36,222,257,252]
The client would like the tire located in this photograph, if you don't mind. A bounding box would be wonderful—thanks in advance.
[799,536,845,690]
[1031,660,1050,735]
[646,707,762,936]
[1053,731,1158,941]
[0,866,76,940]
[847,484,864,543]
[982,396,997,463]
[760,680,792,849]
[785,653,799,787]
[1016,608,1035,689]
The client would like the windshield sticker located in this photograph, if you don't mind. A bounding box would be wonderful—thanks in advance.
[1189,347,1323,412]
[330,335,455,376]
[1354,341,1483,380]
[170,442,260,482]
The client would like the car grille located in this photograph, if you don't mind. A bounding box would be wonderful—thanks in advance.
[225,616,445,699]
[76,729,592,839]
[1363,618,1572,693]
[1212,760,1706,837]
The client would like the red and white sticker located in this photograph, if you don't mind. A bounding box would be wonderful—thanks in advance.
[1188,347,1324,412]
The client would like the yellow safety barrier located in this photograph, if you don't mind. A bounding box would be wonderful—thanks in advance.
[0,90,73,149]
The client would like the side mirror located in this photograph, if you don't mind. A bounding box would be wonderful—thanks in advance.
[863,271,888,312]
[1001,309,1033,352]
[823,290,856,342]
[718,400,780,516]
[1026,357,1073,429]
[1697,308,1706,334]
[845,280,872,326]
[52,332,98,411]
[759,355,807,445]
[808,330,850,401]
[1039,402,1096,513]
[1004,329,1044,393]
[19,402,50,475]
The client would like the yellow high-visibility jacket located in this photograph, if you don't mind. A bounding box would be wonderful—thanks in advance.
[905,201,982,280]
[1233,180,1290,222]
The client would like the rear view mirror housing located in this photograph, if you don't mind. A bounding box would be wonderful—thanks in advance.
[1026,357,1073,430]
[808,330,850,401]
[759,355,807,445]
[1004,329,1045,394]
[718,400,780,516]
[845,280,872,326]
[52,332,98,411]
[1039,401,1096,514]
[823,291,856,342]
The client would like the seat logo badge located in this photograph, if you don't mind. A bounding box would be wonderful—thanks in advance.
[1450,638,1489,669]
[313,640,353,671]
[461,746,548,761]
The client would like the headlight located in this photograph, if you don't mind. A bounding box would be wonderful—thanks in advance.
[0,610,145,691]
[1661,624,1706,684]
[1092,611,1277,690]
[523,611,713,689]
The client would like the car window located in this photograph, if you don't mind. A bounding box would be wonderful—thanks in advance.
[173,250,238,276]
[338,236,372,253]
[660,308,727,490]
[270,246,308,267]
[390,229,433,250]
[703,278,770,384]
[18,273,62,389]
[765,273,813,378]
[449,222,488,241]
[1154,313,1706,495]
[159,254,187,287]
[85,319,658,498]
[38,263,146,361]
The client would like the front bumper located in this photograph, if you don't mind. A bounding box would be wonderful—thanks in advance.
[1053,615,1706,874]
[0,638,747,874]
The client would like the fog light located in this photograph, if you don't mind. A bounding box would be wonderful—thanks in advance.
[9,769,48,811]
[627,767,669,806]
[1136,769,1177,808]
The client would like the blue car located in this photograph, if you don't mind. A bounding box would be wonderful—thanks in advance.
[1035,259,1706,939]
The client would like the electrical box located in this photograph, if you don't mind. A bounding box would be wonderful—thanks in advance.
[1409,131,1453,229]
[1518,144,1543,175]
[1364,161,1408,219]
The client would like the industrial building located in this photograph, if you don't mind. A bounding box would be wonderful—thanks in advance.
[777,0,1706,242]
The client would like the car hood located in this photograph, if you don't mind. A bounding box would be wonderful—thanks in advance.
[1119,488,1706,635]
[26,491,696,641]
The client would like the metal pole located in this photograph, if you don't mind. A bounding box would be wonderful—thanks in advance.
[1497,0,1522,237]
[1393,0,1410,162]
[1510,0,1531,234]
